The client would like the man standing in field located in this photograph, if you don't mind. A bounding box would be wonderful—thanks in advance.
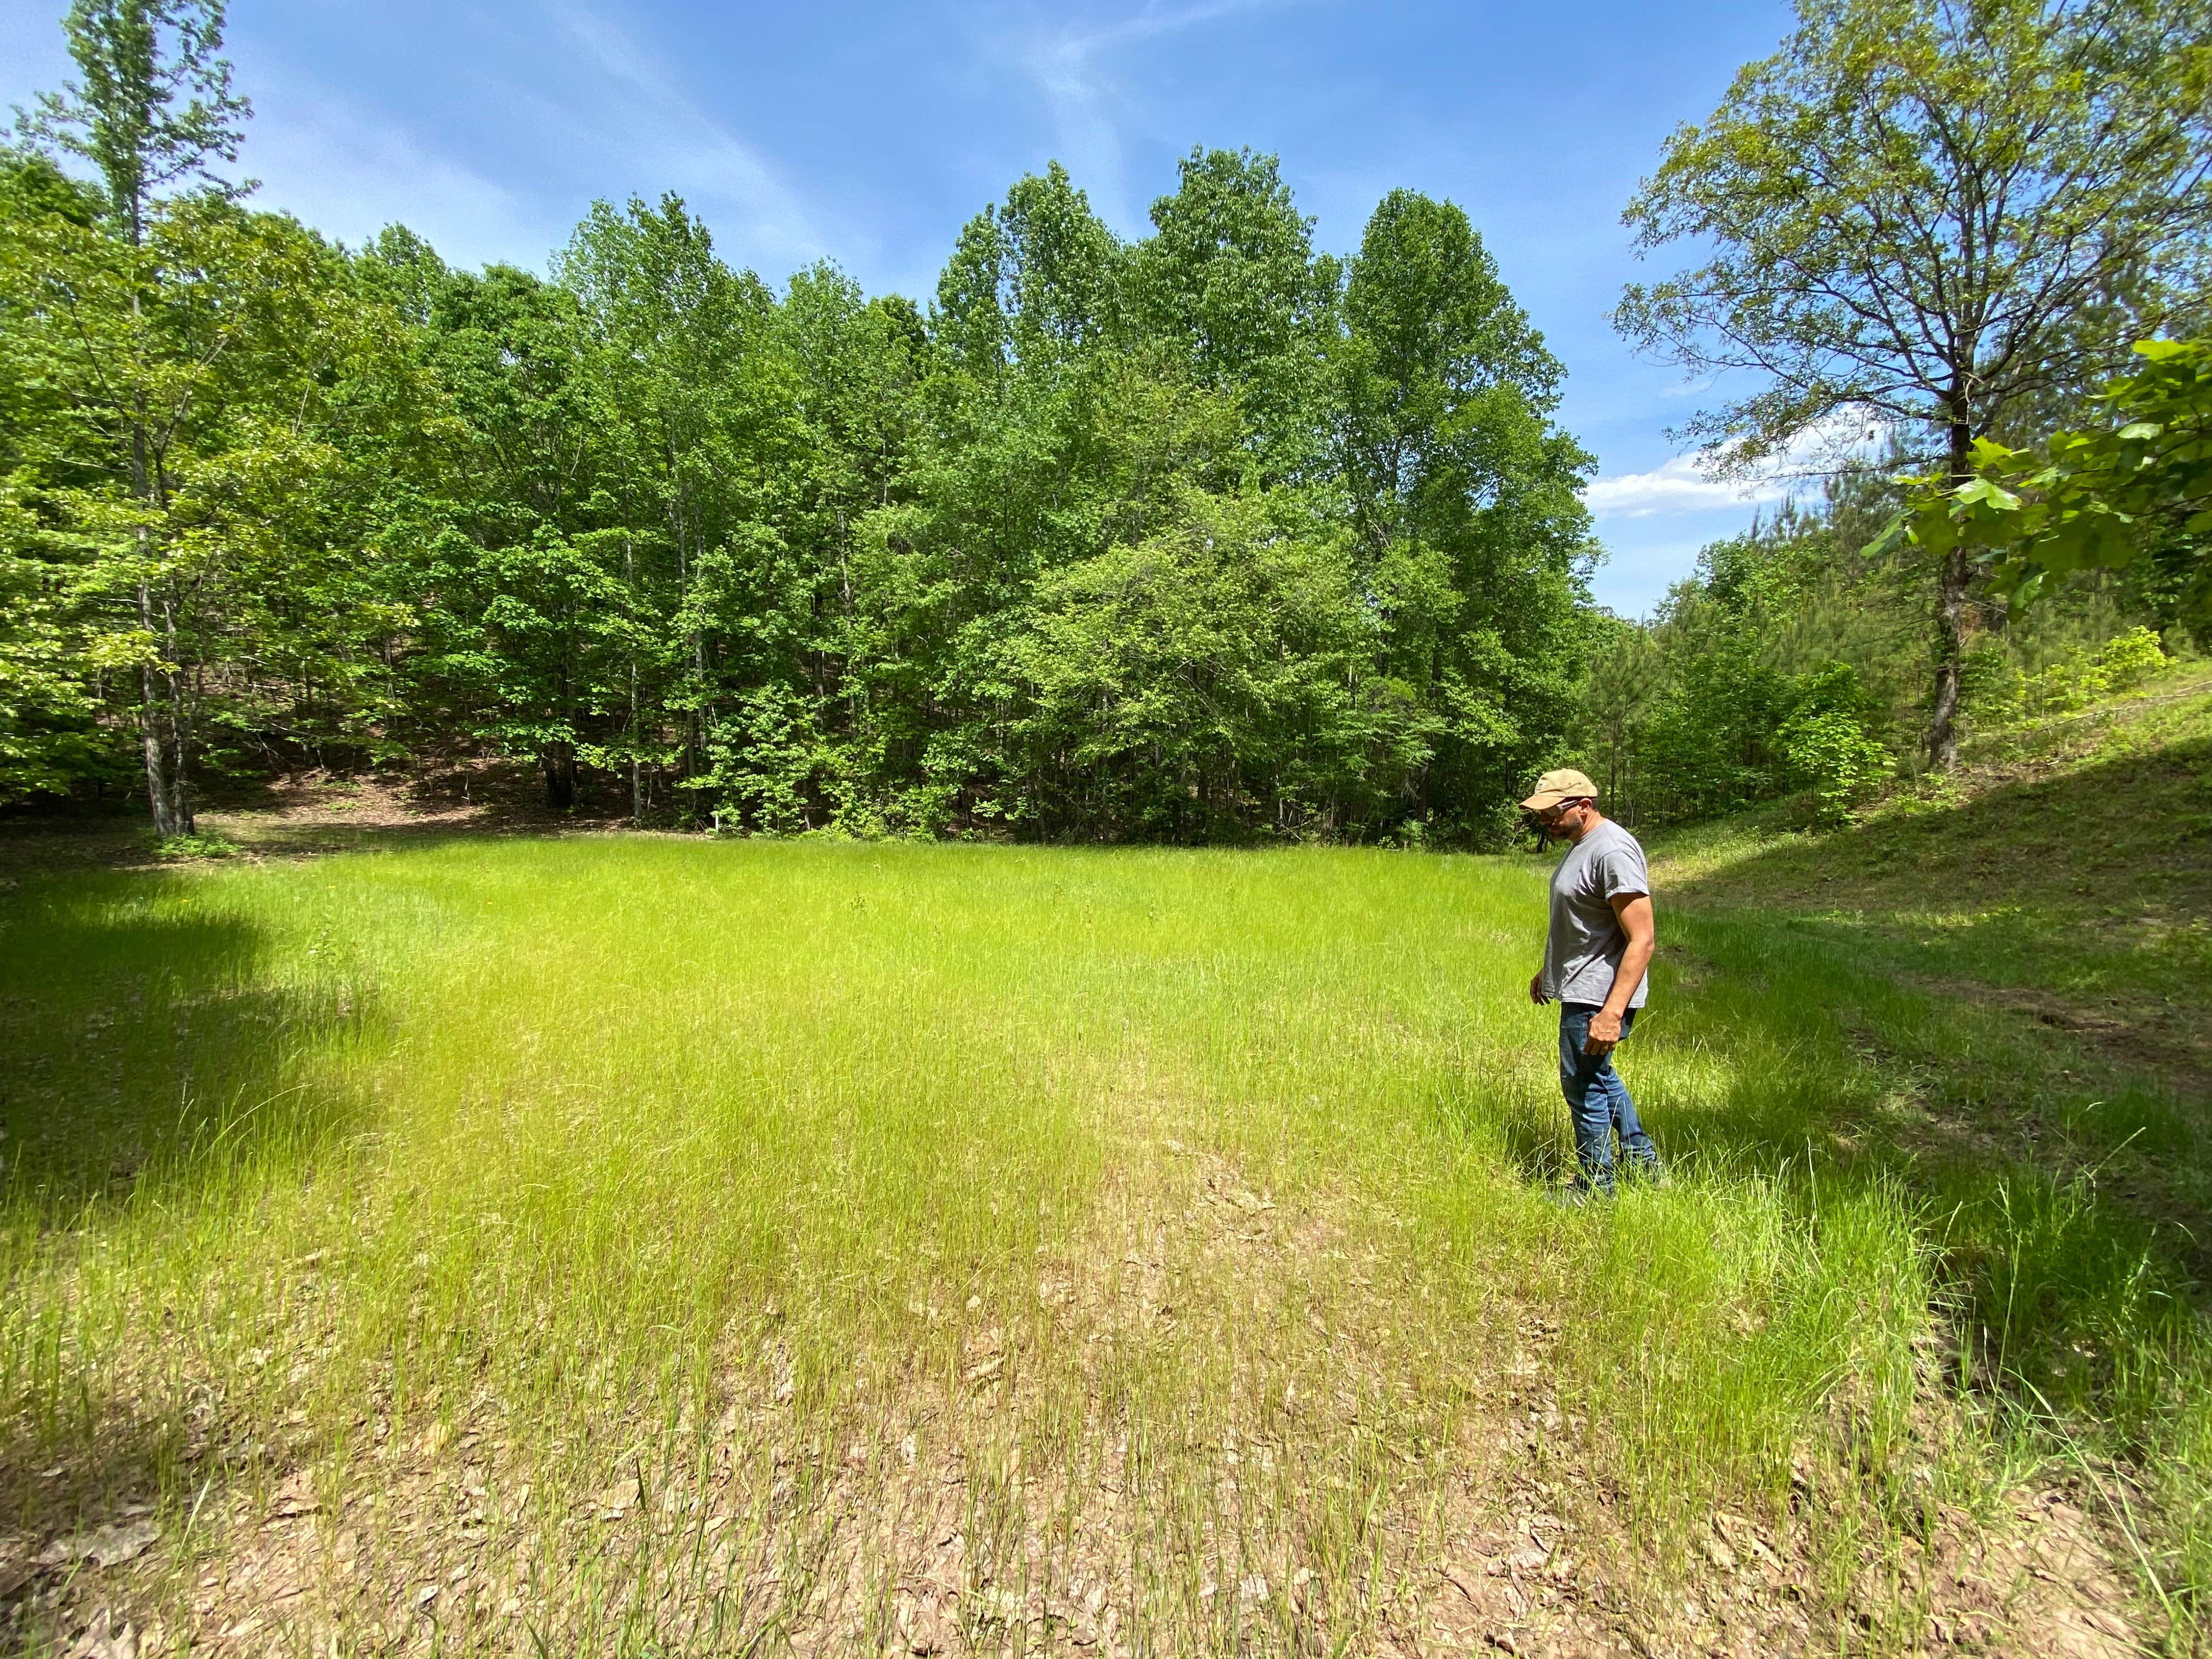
[1523,769,1662,1195]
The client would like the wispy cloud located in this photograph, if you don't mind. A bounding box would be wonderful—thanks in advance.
[548,5,827,265]
[1583,452,1795,518]
[1016,0,1299,228]
[108,3,835,277]
[1584,408,1888,520]
[240,88,545,270]
[1032,0,1293,71]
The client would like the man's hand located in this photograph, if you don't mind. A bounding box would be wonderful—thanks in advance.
[1583,1007,1623,1055]
[1528,973,1551,1007]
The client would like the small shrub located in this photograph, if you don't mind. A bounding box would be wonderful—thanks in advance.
[1959,638,2024,727]
[2019,628,2165,718]
[1775,662,1890,824]
[2023,647,2109,718]
[155,832,240,860]
[1780,709,1891,824]
[2096,625,2166,693]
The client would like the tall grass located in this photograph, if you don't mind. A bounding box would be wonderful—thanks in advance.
[0,837,2198,1651]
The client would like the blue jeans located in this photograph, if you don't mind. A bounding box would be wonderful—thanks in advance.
[1558,1003,1658,1192]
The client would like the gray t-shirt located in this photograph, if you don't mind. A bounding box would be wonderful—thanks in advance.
[1542,818,1651,1009]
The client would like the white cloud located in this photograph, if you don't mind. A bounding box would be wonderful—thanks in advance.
[1583,408,1889,521]
[1583,453,1792,518]
[242,94,546,271]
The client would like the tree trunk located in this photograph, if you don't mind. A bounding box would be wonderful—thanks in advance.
[1927,545,1971,770]
[625,537,642,826]
[134,565,180,837]
[543,743,577,811]
[1926,415,1976,771]
[131,396,179,837]
[125,230,179,837]
[162,582,194,833]
[137,653,177,838]
[675,521,698,785]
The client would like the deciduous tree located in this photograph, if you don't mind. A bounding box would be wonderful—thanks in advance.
[1617,0,2212,768]
[13,0,254,832]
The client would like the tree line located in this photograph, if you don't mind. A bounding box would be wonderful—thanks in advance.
[5,0,2210,847]
[0,1,1597,845]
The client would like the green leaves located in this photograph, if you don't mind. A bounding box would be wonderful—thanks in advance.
[20,0,250,244]
[1899,338,2212,619]
[0,167,422,809]
[1008,483,1384,838]
[1,10,1602,844]
[1622,0,2212,456]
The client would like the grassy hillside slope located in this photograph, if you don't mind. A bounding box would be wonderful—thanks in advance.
[1665,662,2212,1088]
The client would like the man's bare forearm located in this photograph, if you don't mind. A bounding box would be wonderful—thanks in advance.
[1599,894,1656,1020]
[1601,934,1654,1019]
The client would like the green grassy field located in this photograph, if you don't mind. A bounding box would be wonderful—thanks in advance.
[2,677,2208,1656]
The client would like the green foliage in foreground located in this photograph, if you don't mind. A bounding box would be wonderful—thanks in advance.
[1901,339,2212,623]
[1,830,2205,1645]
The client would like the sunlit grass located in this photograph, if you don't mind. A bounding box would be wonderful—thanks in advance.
[0,836,2202,1651]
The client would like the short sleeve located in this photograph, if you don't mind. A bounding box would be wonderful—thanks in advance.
[1597,840,1649,903]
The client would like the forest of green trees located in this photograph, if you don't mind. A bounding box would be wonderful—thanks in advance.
[4,0,2210,846]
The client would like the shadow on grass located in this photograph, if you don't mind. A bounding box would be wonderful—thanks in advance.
[0,868,376,1209]
[0,867,382,1564]
[1498,1089,1578,1191]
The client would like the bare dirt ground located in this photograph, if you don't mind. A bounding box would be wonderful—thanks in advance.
[0,761,631,877]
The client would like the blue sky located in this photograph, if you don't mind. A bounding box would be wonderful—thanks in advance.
[2,0,1814,614]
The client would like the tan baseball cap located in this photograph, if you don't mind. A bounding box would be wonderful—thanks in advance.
[1520,768,1599,812]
